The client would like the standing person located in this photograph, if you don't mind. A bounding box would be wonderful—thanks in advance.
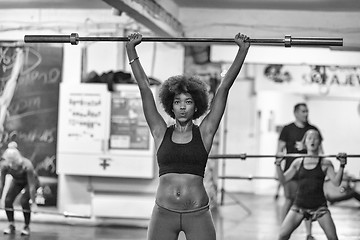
[0,141,38,236]
[276,102,323,240]
[126,32,250,240]
[275,129,346,240]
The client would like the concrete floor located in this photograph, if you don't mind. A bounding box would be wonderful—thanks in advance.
[1,193,359,240]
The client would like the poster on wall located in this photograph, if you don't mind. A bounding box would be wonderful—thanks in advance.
[0,43,63,206]
[110,85,150,150]
[255,64,360,98]
[57,83,110,154]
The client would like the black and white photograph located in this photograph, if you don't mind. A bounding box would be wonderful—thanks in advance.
[0,1,359,239]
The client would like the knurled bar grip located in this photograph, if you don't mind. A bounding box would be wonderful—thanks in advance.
[24,33,343,47]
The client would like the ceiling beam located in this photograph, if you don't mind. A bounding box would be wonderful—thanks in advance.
[102,0,184,38]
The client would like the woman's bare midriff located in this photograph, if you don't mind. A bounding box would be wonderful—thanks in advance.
[156,173,209,210]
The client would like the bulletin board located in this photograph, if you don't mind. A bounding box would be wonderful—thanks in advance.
[110,85,150,151]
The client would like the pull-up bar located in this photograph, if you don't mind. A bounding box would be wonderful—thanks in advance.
[23,33,343,47]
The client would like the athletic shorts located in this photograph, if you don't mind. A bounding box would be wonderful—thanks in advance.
[291,205,330,221]
[147,202,216,240]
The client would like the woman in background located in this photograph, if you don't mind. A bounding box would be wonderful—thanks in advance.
[0,141,38,236]
[275,129,346,240]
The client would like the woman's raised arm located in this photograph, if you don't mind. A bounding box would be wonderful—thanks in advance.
[200,33,250,149]
[126,33,166,140]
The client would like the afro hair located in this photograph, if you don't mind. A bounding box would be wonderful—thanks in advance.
[158,75,209,119]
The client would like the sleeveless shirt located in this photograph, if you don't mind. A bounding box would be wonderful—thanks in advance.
[4,164,28,184]
[157,125,208,177]
[294,157,327,209]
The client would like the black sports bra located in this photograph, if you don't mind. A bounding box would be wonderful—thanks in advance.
[157,125,208,177]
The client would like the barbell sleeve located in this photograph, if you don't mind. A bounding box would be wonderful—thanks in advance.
[24,33,343,47]
[24,33,79,45]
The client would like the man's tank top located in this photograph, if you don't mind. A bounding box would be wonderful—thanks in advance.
[294,157,327,209]
[157,125,208,177]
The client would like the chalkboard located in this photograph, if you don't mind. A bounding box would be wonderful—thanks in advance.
[0,43,62,181]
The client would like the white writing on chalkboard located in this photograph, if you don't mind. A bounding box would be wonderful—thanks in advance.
[0,47,17,74]
[9,96,41,113]
[35,155,56,174]
[19,68,61,86]
[14,128,56,143]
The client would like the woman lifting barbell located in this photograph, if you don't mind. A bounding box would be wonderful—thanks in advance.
[275,129,347,240]
[0,141,39,236]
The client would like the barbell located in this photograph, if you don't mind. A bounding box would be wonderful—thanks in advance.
[0,207,91,219]
[23,33,343,47]
[208,153,360,160]
[219,175,278,180]
[218,176,360,182]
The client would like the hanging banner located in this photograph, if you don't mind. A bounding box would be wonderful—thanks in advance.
[255,64,360,98]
